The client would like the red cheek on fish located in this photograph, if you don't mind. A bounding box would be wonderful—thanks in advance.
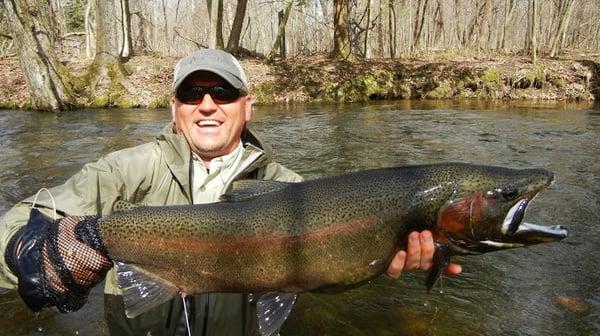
[437,193,483,234]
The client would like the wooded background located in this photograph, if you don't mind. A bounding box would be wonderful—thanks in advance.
[1,0,599,110]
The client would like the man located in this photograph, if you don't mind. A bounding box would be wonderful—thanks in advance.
[0,49,460,335]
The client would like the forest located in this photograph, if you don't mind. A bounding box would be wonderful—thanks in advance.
[0,0,599,110]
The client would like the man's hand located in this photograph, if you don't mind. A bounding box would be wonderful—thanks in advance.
[6,209,112,313]
[386,230,462,278]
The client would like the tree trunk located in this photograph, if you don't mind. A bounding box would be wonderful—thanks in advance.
[85,0,95,59]
[500,0,516,50]
[550,0,575,57]
[207,0,224,49]
[478,0,492,50]
[413,0,429,51]
[268,0,294,60]
[332,0,351,58]
[119,0,132,60]
[388,0,396,58]
[376,0,385,58]
[363,0,372,58]
[319,0,329,18]
[433,0,445,46]
[530,0,538,64]
[226,0,248,53]
[87,0,130,106]
[1,0,76,110]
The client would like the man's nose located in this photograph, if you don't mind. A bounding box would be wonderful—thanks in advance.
[196,93,218,112]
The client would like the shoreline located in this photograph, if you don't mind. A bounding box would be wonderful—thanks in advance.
[1,53,598,110]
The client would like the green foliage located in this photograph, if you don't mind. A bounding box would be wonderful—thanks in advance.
[480,68,501,84]
[65,0,87,31]
[148,95,171,108]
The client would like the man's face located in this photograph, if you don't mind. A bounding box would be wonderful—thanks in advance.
[171,71,252,162]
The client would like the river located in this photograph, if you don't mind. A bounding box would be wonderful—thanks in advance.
[0,101,598,335]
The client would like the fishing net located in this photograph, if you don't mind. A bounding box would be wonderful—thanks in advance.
[41,215,112,312]
[6,210,112,313]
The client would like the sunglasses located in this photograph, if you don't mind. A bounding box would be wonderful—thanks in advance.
[176,85,247,105]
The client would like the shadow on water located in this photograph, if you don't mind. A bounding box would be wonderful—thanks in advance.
[0,101,598,335]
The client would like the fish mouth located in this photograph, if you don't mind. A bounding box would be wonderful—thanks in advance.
[483,194,568,249]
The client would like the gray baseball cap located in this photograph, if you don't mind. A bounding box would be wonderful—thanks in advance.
[172,49,248,92]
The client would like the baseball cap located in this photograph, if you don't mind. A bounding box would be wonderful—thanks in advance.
[172,49,248,92]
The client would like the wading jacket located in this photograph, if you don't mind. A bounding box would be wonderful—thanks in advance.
[0,123,302,335]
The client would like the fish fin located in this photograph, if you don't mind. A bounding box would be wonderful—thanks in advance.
[256,292,297,336]
[220,180,291,202]
[114,261,180,318]
[112,200,139,213]
[425,243,451,292]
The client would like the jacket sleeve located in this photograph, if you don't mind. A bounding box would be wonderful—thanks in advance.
[0,143,157,289]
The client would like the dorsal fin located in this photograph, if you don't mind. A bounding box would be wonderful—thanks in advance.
[112,200,139,213]
[220,180,290,202]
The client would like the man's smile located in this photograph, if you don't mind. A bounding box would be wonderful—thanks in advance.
[196,119,223,127]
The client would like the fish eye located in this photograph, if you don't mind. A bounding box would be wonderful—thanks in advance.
[502,188,519,200]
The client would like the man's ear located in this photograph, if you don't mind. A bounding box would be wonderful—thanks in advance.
[170,97,180,132]
[244,96,253,122]
[170,97,177,121]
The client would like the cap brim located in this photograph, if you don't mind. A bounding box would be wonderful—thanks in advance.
[172,66,245,92]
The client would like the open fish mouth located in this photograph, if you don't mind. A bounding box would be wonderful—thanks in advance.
[483,195,568,249]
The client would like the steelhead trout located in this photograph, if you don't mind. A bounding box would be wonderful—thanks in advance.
[26,163,569,335]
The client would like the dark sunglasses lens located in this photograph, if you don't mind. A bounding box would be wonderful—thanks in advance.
[177,86,242,104]
[209,87,240,103]
[177,87,205,104]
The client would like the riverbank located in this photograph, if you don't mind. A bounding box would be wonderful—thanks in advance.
[1,52,599,110]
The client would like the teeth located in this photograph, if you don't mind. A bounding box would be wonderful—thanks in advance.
[197,120,222,126]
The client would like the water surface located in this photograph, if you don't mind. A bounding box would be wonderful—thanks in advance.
[0,101,598,335]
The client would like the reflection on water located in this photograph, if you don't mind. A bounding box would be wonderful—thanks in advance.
[0,101,598,335]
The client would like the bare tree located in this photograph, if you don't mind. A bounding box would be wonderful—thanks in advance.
[87,0,131,104]
[530,0,538,63]
[550,0,575,57]
[413,0,429,50]
[207,0,224,49]
[85,0,95,58]
[1,0,76,110]
[120,0,133,59]
[333,0,351,58]
[269,0,294,60]
[432,0,445,46]
[500,0,516,50]
[226,0,249,53]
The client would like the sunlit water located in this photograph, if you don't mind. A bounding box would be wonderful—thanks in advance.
[0,101,598,335]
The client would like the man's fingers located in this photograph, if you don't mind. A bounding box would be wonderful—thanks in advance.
[386,250,406,278]
[404,231,421,270]
[445,263,462,276]
[419,231,435,270]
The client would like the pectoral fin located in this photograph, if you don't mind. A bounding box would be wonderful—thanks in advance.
[425,243,451,292]
[256,292,297,336]
[114,261,180,318]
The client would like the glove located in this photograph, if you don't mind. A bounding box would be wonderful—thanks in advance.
[5,208,112,312]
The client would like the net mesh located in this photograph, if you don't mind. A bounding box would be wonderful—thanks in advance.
[41,215,112,312]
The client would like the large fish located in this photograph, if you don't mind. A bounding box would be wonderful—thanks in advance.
[29,163,569,335]
[91,162,567,334]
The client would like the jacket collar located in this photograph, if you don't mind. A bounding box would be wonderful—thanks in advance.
[156,123,272,200]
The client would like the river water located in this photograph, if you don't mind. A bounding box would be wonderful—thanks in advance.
[0,101,598,335]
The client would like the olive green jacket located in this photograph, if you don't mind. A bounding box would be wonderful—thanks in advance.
[0,123,301,293]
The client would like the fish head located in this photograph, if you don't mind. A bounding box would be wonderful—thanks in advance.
[435,165,567,254]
